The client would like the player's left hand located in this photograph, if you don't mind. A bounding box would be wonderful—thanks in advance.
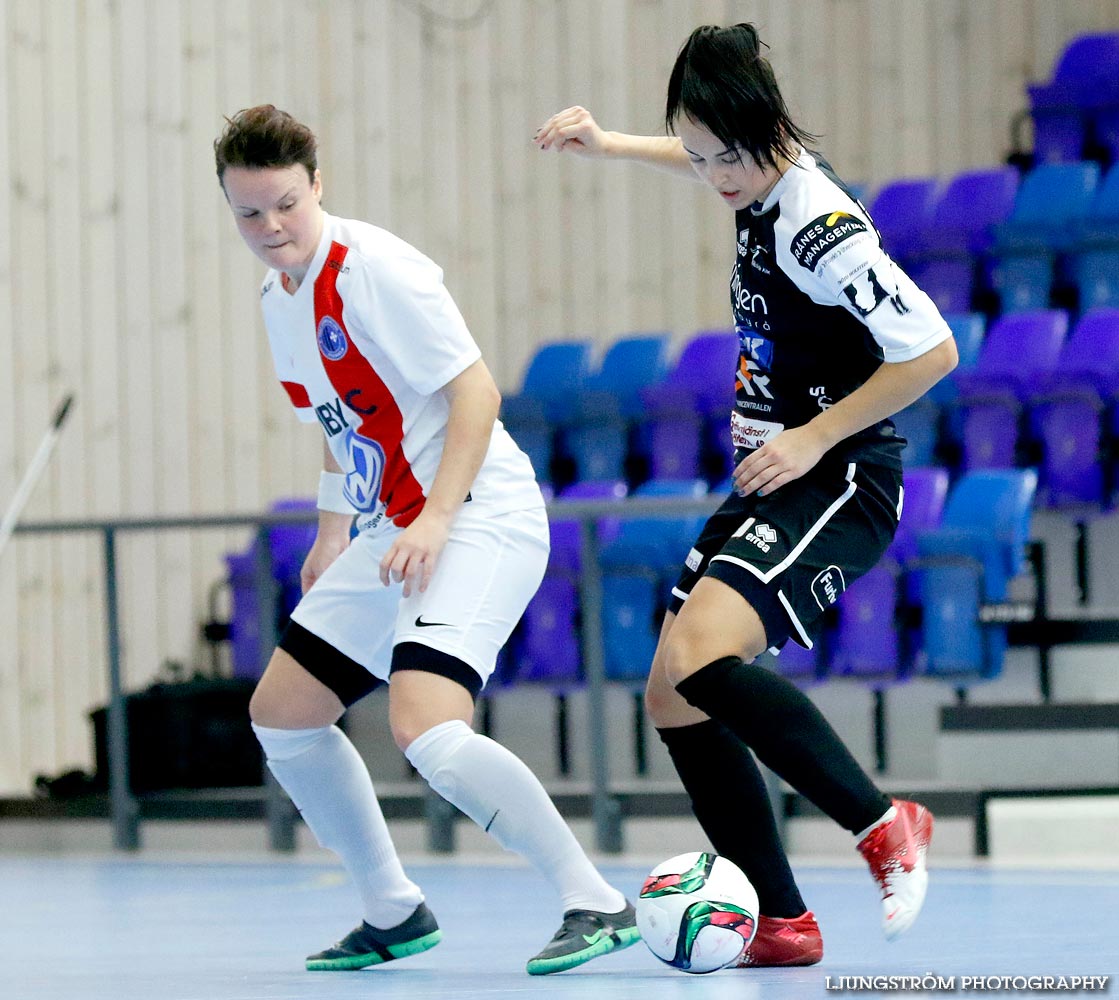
[733,424,830,497]
[379,511,453,597]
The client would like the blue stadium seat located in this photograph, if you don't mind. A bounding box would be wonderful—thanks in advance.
[599,478,710,681]
[989,162,1100,312]
[500,395,555,484]
[831,467,950,681]
[581,333,671,418]
[916,470,1037,681]
[506,339,593,424]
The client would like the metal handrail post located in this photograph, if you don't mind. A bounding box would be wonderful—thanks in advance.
[578,517,622,854]
[103,526,139,849]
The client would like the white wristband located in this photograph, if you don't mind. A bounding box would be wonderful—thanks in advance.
[317,471,356,514]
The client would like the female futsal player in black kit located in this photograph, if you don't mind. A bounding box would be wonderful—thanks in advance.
[536,23,957,966]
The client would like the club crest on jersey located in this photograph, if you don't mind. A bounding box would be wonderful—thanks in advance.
[317,316,348,361]
[791,211,869,272]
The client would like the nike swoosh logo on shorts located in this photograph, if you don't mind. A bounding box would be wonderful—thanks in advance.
[414,616,452,628]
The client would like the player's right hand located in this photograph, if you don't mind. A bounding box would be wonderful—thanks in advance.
[533,106,611,156]
[300,529,350,594]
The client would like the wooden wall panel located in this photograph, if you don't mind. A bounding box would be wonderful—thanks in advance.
[3,0,1119,792]
[0,0,20,785]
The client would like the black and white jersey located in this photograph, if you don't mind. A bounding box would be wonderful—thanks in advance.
[728,150,952,469]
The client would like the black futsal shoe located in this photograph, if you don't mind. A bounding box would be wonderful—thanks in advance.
[526,900,641,975]
[305,901,442,971]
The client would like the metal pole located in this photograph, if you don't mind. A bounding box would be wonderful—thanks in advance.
[103,527,139,850]
[578,518,623,854]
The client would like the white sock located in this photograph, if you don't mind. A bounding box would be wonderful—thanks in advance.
[856,804,898,842]
[252,723,423,929]
[405,720,625,915]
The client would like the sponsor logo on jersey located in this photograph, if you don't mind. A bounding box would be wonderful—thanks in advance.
[809,385,834,410]
[738,330,775,369]
[685,547,703,572]
[315,397,349,436]
[343,428,387,512]
[734,330,775,400]
[842,264,911,317]
[791,211,869,272]
[731,270,769,327]
[731,411,784,450]
[317,315,348,361]
[750,244,772,275]
[811,565,846,610]
[261,280,274,297]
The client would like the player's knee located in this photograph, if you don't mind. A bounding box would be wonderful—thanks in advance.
[643,680,669,726]
[247,680,280,727]
[660,621,767,689]
[390,711,428,753]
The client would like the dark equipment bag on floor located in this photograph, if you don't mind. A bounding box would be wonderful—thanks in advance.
[90,678,262,793]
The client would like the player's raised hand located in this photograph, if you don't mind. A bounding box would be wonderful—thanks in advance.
[379,511,453,598]
[533,106,612,156]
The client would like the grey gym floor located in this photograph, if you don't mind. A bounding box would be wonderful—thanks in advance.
[2,856,1115,999]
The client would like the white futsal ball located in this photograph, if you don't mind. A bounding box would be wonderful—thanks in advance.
[636,851,759,974]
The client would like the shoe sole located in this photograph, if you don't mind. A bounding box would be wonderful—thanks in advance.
[305,929,443,971]
[525,926,642,976]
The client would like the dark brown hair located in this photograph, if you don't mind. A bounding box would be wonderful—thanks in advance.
[213,105,318,186]
[665,24,817,170]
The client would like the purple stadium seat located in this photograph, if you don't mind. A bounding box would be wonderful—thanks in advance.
[515,575,582,686]
[955,310,1069,471]
[923,167,1020,256]
[514,480,628,687]
[906,167,1019,315]
[1029,309,1119,509]
[1027,33,1119,162]
[636,330,739,483]
[771,639,823,683]
[906,257,975,315]
[869,176,938,263]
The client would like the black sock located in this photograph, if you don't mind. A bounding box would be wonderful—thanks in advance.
[658,720,807,917]
[675,656,891,834]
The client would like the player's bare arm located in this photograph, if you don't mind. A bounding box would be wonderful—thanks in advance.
[533,105,697,180]
[378,358,500,596]
[734,337,958,498]
[301,441,354,593]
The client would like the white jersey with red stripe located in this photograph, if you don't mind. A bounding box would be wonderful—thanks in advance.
[261,212,543,533]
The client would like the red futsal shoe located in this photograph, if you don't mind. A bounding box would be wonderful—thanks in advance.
[857,798,934,940]
[736,910,823,967]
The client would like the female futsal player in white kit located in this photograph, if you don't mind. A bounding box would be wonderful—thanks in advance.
[214,104,639,976]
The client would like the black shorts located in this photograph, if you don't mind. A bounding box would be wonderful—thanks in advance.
[669,459,903,650]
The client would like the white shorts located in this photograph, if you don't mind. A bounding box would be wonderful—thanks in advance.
[289,503,549,688]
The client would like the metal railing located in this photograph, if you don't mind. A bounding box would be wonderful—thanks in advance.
[13,495,721,853]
